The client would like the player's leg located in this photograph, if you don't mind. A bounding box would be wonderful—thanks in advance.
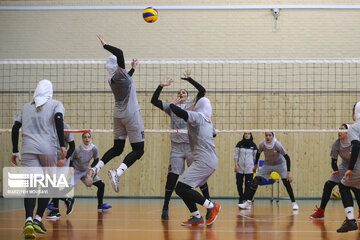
[337,182,358,232]
[310,180,337,219]
[238,176,262,209]
[236,173,245,204]
[350,187,360,220]
[93,177,111,212]
[243,173,254,203]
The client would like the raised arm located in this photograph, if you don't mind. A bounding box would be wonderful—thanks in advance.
[181,70,206,100]
[97,34,125,69]
[151,78,174,110]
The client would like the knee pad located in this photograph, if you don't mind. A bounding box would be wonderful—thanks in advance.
[131,142,144,159]
[250,176,262,190]
[93,180,105,188]
[114,140,125,156]
[165,173,179,191]
[175,182,190,196]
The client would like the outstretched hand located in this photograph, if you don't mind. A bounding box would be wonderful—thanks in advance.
[181,70,191,80]
[160,78,174,87]
[131,59,139,69]
[97,34,106,47]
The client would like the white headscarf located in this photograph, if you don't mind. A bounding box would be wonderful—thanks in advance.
[106,55,118,81]
[193,97,212,121]
[340,124,351,148]
[354,102,360,122]
[264,132,277,149]
[33,79,53,108]
[81,141,95,152]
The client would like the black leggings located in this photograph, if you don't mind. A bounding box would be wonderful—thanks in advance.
[236,173,253,203]
[25,198,49,219]
[175,182,206,213]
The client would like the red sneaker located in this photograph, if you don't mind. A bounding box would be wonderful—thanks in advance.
[309,206,324,219]
[181,216,204,226]
[206,203,221,226]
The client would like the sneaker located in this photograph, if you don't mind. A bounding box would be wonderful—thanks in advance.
[84,168,96,187]
[161,208,169,220]
[292,202,299,211]
[108,170,120,193]
[24,221,36,239]
[310,206,324,219]
[98,203,112,212]
[238,200,252,210]
[181,216,204,226]
[336,218,358,233]
[33,219,46,234]
[65,198,75,215]
[206,203,221,226]
[46,202,54,211]
[46,208,61,219]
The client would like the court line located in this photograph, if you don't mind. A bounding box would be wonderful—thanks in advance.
[0,227,351,233]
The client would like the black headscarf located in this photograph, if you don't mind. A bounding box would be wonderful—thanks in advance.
[235,133,257,149]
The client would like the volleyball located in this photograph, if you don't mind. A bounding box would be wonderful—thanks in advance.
[143,7,158,23]
[331,191,340,200]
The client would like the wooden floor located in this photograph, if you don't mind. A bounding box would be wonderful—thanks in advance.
[0,198,359,240]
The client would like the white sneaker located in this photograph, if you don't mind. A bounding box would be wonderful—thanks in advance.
[238,200,252,210]
[292,202,299,210]
[108,170,120,192]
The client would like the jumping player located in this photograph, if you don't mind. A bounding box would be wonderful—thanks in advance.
[336,102,360,233]
[169,92,220,226]
[11,79,66,238]
[151,71,211,220]
[238,132,299,210]
[310,124,360,220]
[86,35,144,193]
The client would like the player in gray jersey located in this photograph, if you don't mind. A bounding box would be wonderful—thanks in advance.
[47,122,76,219]
[11,79,66,238]
[239,132,299,210]
[311,124,360,220]
[169,95,221,227]
[67,132,112,213]
[86,35,145,193]
[234,132,258,205]
[151,71,211,220]
[336,103,360,233]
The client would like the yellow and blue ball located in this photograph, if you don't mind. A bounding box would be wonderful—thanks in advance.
[331,191,340,200]
[143,7,158,23]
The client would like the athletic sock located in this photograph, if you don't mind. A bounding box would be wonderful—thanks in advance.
[191,210,201,218]
[35,215,41,222]
[203,199,214,209]
[345,207,355,220]
[26,217,33,223]
[116,163,128,176]
[93,160,104,174]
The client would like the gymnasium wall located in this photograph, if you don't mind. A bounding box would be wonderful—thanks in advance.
[0,1,360,198]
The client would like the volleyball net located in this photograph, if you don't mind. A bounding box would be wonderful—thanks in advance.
[1,59,360,133]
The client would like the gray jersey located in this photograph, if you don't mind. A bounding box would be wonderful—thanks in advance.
[111,68,140,118]
[187,111,218,170]
[258,141,287,166]
[340,122,360,188]
[162,101,191,143]
[71,146,99,172]
[330,139,351,169]
[56,123,75,159]
[13,99,65,155]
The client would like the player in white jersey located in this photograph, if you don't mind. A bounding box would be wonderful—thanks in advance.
[151,72,211,220]
[336,103,360,233]
[234,132,258,205]
[239,132,299,210]
[67,132,112,213]
[169,95,220,226]
[86,35,144,193]
[310,124,360,220]
[11,79,66,238]
[47,122,76,219]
